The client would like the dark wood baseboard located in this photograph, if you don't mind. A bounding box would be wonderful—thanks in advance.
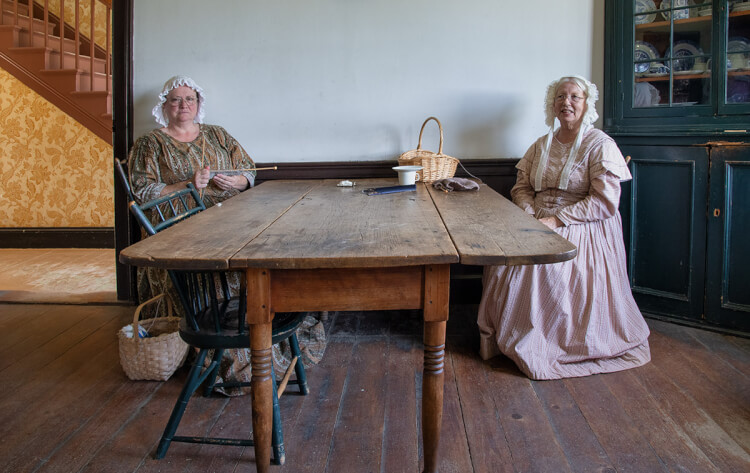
[642,311,750,338]
[0,228,115,248]
[254,158,520,198]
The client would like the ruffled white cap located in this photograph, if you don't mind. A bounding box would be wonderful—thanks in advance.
[534,75,599,191]
[151,75,206,127]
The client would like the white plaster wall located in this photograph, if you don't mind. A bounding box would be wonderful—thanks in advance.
[133,0,603,162]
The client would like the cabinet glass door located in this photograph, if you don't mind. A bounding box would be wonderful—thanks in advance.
[633,0,713,108]
[726,1,750,104]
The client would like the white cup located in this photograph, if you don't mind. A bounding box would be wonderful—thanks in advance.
[393,166,423,185]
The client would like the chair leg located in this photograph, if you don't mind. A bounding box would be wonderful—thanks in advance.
[271,367,286,465]
[289,333,309,395]
[202,348,225,397]
[155,349,209,459]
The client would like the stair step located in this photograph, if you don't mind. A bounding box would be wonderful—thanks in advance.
[25,29,107,60]
[3,18,106,60]
[7,45,107,76]
[58,50,107,74]
[71,90,111,116]
[1,0,31,16]
[39,68,109,93]
[2,7,105,58]
[6,46,52,71]
[0,10,56,37]
[0,24,20,47]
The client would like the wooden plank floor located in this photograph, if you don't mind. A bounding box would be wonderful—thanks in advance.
[0,302,748,473]
[0,249,117,304]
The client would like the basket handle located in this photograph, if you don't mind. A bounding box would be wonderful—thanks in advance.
[416,116,444,154]
[130,293,173,343]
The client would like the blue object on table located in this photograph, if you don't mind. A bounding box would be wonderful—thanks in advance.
[363,184,417,195]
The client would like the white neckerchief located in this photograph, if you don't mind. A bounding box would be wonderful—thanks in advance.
[534,124,590,192]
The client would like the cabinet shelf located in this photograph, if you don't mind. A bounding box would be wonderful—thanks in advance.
[636,14,712,31]
[635,9,750,31]
[634,70,750,82]
[635,72,709,82]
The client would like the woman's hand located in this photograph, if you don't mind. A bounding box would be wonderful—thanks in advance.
[212,173,248,191]
[193,166,210,189]
[539,215,563,229]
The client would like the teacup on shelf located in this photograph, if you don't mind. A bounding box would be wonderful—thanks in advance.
[649,62,670,75]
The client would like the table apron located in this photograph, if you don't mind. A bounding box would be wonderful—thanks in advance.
[248,265,438,315]
[243,265,452,321]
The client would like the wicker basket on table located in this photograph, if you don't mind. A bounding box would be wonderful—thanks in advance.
[398,116,459,183]
[118,293,189,381]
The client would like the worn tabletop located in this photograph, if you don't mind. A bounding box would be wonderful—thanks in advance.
[119,179,576,270]
[427,181,577,266]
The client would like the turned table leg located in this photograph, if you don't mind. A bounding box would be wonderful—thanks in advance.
[422,264,450,473]
[423,321,447,473]
[247,269,273,473]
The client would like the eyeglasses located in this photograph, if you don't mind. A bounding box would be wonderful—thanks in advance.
[167,96,197,107]
[554,94,585,104]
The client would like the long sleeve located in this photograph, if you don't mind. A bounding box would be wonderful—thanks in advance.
[510,168,536,215]
[555,171,621,225]
[554,134,628,225]
[510,140,541,215]
[128,134,167,204]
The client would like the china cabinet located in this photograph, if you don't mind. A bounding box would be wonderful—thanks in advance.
[605,0,750,332]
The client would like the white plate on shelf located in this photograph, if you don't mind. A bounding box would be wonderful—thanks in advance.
[667,40,703,72]
[728,37,750,52]
[733,2,750,12]
[727,37,750,70]
[660,0,690,20]
[635,40,660,73]
[635,0,657,24]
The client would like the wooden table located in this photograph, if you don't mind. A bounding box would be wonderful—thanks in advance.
[119,178,576,473]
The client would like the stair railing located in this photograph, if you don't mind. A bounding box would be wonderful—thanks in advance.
[10,0,112,94]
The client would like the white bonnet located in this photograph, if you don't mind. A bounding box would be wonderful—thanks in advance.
[534,75,599,192]
[543,75,599,128]
[151,75,206,127]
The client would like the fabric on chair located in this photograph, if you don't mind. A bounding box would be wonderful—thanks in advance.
[204,313,326,396]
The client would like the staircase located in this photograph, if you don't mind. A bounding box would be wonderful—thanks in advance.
[0,0,112,144]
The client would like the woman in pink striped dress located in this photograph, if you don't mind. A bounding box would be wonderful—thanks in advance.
[477,75,651,380]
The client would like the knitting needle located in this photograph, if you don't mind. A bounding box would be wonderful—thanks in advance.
[210,167,278,173]
[208,167,278,178]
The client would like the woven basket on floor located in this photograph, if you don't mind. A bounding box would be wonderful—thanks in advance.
[398,116,459,183]
[118,293,188,381]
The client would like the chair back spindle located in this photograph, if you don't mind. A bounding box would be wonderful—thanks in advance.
[114,158,305,465]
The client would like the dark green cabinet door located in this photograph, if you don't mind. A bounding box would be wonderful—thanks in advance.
[706,145,750,331]
[619,144,709,322]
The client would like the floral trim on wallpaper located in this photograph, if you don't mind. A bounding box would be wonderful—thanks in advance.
[0,69,113,227]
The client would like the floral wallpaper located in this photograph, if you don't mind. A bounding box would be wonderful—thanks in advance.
[0,69,114,227]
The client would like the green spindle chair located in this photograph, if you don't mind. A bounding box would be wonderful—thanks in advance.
[115,158,309,465]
